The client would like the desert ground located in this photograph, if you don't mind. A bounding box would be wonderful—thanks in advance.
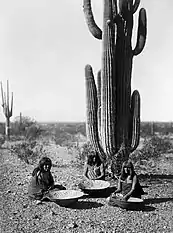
[0,122,173,233]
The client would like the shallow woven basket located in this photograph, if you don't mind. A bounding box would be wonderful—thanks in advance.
[79,180,110,194]
[48,190,85,207]
[112,197,144,210]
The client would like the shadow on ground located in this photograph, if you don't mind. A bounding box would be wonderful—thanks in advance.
[81,186,117,199]
[66,200,104,209]
[142,206,156,212]
[139,174,173,180]
[124,205,156,212]
[144,197,173,205]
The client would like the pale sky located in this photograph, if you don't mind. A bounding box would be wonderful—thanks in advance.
[0,0,172,122]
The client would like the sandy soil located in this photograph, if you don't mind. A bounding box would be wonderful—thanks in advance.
[0,148,173,233]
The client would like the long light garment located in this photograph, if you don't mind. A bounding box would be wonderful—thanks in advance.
[87,164,104,180]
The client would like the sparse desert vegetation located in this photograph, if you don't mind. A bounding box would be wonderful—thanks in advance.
[2,119,173,175]
[1,120,173,232]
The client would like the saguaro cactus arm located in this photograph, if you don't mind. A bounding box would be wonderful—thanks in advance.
[119,0,140,15]
[129,90,140,152]
[85,65,106,162]
[2,81,13,118]
[132,0,140,13]
[10,92,13,117]
[112,0,118,15]
[101,20,116,157]
[133,8,147,56]
[83,0,102,39]
[1,82,5,108]
[97,70,101,136]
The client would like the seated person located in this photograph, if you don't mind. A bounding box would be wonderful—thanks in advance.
[83,152,105,180]
[107,160,144,205]
[28,157,65,204]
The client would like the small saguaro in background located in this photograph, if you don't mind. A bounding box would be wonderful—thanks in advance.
[0,80,13,140]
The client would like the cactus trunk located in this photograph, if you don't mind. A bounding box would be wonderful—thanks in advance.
[1,80,13,140]
[83,0,147,174]
[5,118,10,140]
[101,17,116,157]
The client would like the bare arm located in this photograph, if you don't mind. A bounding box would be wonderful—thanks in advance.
[94,163,105,179]
[83,161,89,179]
[114,178,122,193]
[49,172,54,189]
[110,178,122,198]
[123,175,137,201]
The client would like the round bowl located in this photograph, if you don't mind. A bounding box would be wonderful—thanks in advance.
[110,197,144,210]
[48,190,85,207]
[79,180,110,195]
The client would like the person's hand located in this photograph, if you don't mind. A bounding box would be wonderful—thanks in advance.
[48,185,54,190]
[44,190,49,195]
[83,176,90,181]
[114,189,121,194]
[122,195,129,201]
[111,192,117,198]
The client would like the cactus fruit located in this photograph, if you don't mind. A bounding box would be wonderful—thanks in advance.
[83,0,147,174]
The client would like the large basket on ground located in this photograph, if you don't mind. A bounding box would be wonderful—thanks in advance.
[48,190,85,207]
[110,197,144,210]
[78,180,110,195]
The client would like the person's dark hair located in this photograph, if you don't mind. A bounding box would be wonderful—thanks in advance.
[87,152,102,166]
[120,160,135,180]
[32,157,52,176]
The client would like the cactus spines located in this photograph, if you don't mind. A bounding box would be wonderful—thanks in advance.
[83,0,147,174]
[1,80,13,139]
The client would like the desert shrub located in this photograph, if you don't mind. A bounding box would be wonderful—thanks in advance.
[55,123,86,136]
[0,123,5,135]
[53,127,74,147]
[130,136,173,163]
[11,116,43,140]
[10,140,44,164]
[25,124,43,140]
[140,122,173,137]
[54,132,71,146]
[0,134,5,148]
[76,123,86,136]
[71,141,95,167]
[11,116,35,136]
[141,136,172,158]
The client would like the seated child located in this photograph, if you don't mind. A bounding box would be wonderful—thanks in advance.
[28,157,55,203]
[107,160,144,205]
[83,152,105,180]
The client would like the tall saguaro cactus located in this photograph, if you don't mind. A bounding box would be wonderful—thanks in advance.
[83,0,147,174]
[1,80,13,139]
